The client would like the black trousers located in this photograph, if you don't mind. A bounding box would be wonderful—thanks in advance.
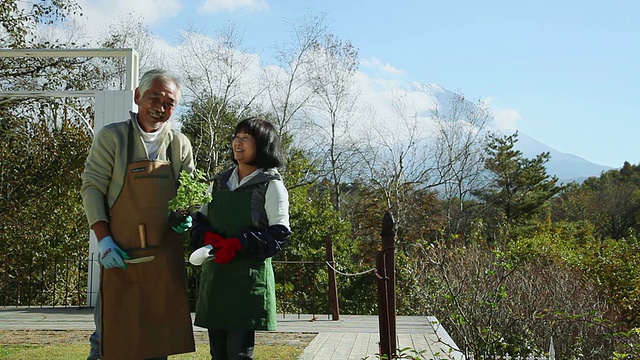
[207,329,255,360]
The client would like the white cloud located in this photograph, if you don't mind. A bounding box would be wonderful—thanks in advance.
[198,0,269,14]
[354,71,402,93]
[75,0,182,38]
[493,107,522,132]
[350,70,440,144]
[360,57,405,77]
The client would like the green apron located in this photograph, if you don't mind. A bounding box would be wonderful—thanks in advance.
[194,186,277,331]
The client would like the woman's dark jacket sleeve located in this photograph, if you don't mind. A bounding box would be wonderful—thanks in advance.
[190,211,290,259]
[238,224,290,260]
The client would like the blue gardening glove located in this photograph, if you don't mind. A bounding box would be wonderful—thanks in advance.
[172,215,192,234]
[98,236,130,269]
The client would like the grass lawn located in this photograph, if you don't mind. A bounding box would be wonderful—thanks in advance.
[0,343,302,359]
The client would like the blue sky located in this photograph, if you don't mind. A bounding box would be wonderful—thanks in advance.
[75,0,639,168]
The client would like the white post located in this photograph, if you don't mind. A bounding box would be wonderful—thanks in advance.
[87,90,137,307]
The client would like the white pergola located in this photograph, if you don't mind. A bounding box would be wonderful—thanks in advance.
[0,48,139,307]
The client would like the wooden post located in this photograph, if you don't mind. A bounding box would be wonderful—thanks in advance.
[325,235,340,320]
[376,211,397,359]
[382,212,397,354]
[376,248,391,358]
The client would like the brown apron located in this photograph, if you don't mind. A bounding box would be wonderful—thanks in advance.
[100,135,195,359]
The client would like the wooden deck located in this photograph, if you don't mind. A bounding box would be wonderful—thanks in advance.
[0,308,465,359]
[283,314,465,360]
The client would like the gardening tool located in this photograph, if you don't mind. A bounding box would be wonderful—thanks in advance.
[188,245,216,266]
[124,224,156,264]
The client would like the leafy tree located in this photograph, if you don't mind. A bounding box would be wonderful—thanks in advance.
[0,1,129,306]
[0,106,91,305]
[0,0,88,90]
[0,0,81,48]
[276,162,353,314]
[553,162,640,240]
[576,235,640,325]
[180,96,240,177]
[475,132,564,242]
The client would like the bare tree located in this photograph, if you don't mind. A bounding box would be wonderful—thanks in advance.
[305,32,359,212]
[431,92,493,237]
[263,12,328,138]
[354,90,491,241]
[175,24,264,173]
[99,13,167,76]
[355,94,437,229]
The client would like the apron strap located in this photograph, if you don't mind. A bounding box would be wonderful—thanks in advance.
[127,121,135,164]
[166,131,173,164]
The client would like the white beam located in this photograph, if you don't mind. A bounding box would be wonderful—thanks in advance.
[0,91,97,98]
[124,51,139,91]
[0,48,136,58]
[0,48,139,91]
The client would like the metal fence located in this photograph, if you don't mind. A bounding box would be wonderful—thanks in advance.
[1,255,331,317]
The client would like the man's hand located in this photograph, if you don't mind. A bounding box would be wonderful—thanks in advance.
[98,236,130,269]
[172,215,193,234]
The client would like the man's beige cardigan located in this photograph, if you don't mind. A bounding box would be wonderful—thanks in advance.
[81,113,195,228]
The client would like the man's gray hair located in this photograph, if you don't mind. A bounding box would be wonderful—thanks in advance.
[138,68,182,106]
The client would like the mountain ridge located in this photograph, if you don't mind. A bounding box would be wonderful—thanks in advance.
[511,131,613,183]
[403,81,614,183]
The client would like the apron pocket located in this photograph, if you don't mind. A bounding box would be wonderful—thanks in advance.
[120,247,160,283]
[125,247,158,263]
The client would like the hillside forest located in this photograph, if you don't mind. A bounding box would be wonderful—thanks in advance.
[0,1,638,359]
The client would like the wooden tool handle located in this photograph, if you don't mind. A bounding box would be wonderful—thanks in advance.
[138,224,147,248]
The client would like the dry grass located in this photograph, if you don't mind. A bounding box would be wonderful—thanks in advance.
[0,330,315,360]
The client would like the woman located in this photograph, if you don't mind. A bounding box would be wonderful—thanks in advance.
[189,117,291,360]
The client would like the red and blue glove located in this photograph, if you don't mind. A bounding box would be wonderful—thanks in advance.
[203,231,243,264]
[213,237,242,264]
[203,231,223,247]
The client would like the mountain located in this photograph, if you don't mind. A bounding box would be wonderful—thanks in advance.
[512,132,613,183]
[403,82,613,183]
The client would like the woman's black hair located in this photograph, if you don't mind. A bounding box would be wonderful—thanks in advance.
[232,117,284,168]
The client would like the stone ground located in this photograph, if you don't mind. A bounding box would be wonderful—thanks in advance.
[0,330,316,349]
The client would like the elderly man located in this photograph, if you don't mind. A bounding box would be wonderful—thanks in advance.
[81,68,195,360]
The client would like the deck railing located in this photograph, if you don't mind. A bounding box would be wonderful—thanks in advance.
[0,256,332,317]
[2,213,400,356]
